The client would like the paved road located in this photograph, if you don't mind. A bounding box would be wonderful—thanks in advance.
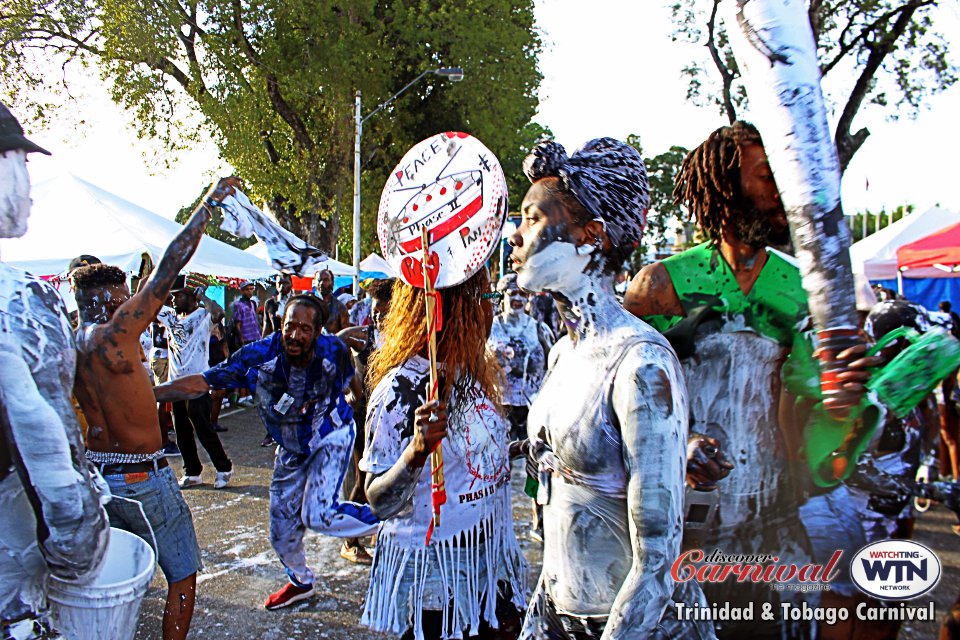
[130,408,956,639]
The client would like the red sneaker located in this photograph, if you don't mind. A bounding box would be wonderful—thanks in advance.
[264,582,315,610]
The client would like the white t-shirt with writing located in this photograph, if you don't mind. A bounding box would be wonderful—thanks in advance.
[157,306,213,380]
[360,356,527,639]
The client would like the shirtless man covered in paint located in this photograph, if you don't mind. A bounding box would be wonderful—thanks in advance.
[71,178,237,640]
[510,139,715,639]
[0,103,110,637]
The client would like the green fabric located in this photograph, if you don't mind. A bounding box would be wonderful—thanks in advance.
[804,400,883,488]
[798,327,960,487]
[643,243,882,488]
[646,243,808,348]
[523,474,538,500]
[867,327,960,418]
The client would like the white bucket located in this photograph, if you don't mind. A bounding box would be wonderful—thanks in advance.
[48,527,156,640]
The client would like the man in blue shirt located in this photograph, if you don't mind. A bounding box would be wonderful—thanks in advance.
[155,294,378,610]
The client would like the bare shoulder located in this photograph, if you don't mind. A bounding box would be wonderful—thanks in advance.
[612,339,685,422]
[623,261,683,318]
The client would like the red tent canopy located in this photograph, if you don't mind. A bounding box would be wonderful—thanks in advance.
[897,221,960,273]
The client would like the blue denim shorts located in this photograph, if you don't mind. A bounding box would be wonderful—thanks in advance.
[103,465,202,583]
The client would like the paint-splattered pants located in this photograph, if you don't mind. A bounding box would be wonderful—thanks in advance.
[269,424,379,587]
[0,474,47,623]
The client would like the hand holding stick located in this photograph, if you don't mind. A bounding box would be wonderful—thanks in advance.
[422,226,446,543]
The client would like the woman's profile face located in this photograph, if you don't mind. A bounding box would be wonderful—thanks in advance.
[508,178,589,293]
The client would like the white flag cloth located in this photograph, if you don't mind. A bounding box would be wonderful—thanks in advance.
[219,190,330,276]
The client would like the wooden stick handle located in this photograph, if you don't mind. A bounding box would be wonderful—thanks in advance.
[422,227,445,529]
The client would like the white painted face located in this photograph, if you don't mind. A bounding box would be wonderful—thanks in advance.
[502,285,526,317]
[510,179,594,295]
[514,238,591,294]
[0,149,31,239]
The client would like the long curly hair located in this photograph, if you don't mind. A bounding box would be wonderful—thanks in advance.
[673,121,763,245]
[367,269,501,409]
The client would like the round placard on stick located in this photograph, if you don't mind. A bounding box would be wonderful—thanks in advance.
[378,131,508,290]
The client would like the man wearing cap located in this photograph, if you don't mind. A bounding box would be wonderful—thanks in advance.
[0,103,110,636]
[69,254,102,274]
[314,268,349,334]
[71,179,236,640]
[158,275,233,489]
[232,281,261,344]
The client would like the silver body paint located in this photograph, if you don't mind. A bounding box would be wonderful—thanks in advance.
[679,330,815,637]
[517,240,714,639]
[488,310,548,407]
[724,0,858,337]
[0,263,109,622]
[0,151,31,239]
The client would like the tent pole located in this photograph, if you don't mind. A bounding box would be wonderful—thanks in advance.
[897,269,904,297]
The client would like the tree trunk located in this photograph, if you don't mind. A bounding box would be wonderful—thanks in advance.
[268,190,340,256]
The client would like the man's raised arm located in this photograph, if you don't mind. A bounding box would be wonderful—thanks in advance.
[201,290,225,324]
[110,177,239,337]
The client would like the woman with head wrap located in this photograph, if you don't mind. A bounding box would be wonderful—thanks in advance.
[509,139,714,639]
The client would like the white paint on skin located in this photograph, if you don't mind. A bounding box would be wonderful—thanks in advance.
[0,150,31,240]
[515,238,591,299]
[517,230,714,637]
[0,263,110,621]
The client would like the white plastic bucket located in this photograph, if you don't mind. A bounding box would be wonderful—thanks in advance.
[48,527,156,640]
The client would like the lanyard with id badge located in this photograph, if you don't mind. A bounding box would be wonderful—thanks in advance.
[274,393,295,415]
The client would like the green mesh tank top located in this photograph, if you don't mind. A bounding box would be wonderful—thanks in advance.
[644,242,808,348]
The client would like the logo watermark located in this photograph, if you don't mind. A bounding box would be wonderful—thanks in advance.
[850,539,941,600]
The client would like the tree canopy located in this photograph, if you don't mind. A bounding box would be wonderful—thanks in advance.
[1,0,542,258]
[625,135,689,270]
[670,0,956,173]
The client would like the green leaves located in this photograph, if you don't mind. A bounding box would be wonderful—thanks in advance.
[1,0,542,258]
[670,0,957,172]
[625,136,690,271]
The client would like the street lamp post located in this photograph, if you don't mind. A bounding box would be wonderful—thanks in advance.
[352,67,465,293]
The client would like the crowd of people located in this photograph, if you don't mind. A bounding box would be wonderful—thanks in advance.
[2,100,960,640]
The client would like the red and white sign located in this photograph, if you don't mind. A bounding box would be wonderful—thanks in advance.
[377,132,508,290]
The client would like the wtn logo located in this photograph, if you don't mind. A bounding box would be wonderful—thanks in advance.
[851,541,941,600]
[861,559,927,583]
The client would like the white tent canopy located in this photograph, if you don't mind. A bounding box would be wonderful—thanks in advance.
[243,241,357,275]
[359,253,397,277]
[0,173,278,280]
[849,206,960,280]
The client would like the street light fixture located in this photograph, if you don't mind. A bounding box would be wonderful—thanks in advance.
[351,67,466,293]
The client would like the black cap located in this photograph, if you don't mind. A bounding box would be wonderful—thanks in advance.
[170,275,190,293]
[68,254,101,272]
[0,103,51,156]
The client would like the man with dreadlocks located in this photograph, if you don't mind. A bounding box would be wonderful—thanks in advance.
[624,121,858,639]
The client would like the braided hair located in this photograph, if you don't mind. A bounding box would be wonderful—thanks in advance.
[673,121,763,245]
